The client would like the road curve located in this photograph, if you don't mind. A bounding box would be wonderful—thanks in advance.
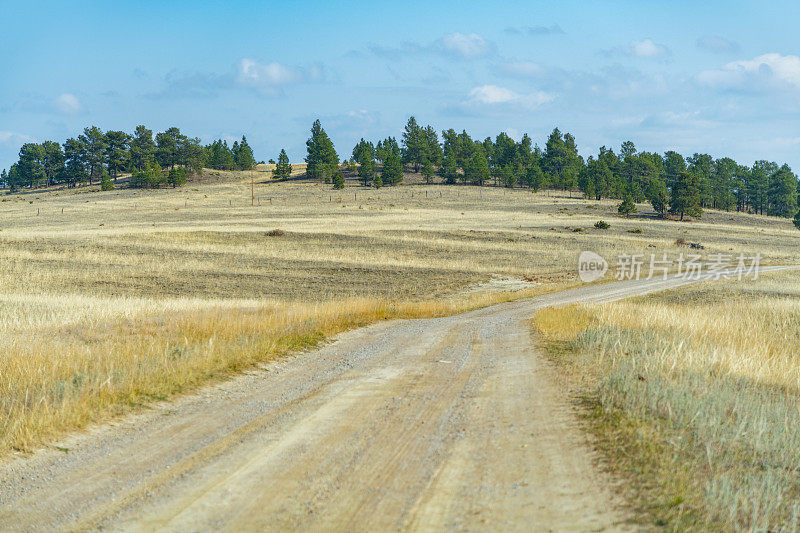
[0,268,793,532]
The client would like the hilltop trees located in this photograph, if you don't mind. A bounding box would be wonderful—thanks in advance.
[105,131,130,181]
[130,125,156,171]
[155,127,182,169]
[232,136,256,170]
[305,119,338,182]
[1,115,798,229]
[206,140,236,170]
[273,149,292,179]
[3,123,261,190]
[79,126,107,184]
[748,161,772,215]
[400,117,442,173]
[17,143,46,189]
[767,164,798,217]
[63,137,88,187]
[580,157,612,200]
[543,128,581,190]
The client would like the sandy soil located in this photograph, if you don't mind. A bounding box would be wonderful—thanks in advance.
[2,271,790,532]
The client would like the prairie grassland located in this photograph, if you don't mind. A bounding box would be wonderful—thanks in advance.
[534,269,800,531]
[1,167,799,456]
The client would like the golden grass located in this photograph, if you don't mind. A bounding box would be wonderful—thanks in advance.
[533,269,800,531]
[1,285,568,455]
[2,167,800,460]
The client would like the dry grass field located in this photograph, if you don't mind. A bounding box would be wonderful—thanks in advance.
[2,165,800,460]
[534,269,800,531]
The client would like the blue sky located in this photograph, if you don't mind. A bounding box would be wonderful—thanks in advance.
[2,0,800,172]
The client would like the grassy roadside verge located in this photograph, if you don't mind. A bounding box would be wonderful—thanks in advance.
[1,281,578,458]
[532,271,800,531]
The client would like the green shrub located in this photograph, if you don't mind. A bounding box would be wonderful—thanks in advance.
[594,220,610,229]
[129,164,165,189]
[167,167,187,188]
[100,170,114,191]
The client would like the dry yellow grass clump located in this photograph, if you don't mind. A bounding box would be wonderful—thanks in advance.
[2,167,799,458]
[534,269,800,531]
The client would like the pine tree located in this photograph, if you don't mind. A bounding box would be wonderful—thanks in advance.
[401,116,425,172]
[207,140,236,170]
[273,149,292,179]
[332,170,345,189]
[767,164,798,217]
[421,159,434,184]
[155,127,183,169]
[617,194,637,217]
[439,153,459,184]
[748,161,774,214]
[63,137,88,187]
[670,171,702,221]
[542,128,581,190]
[41,140,65,186]
[100,169,114,191]
[357,152,375,186]
[381,150,403,186]
[17,143,46,188]
[464,149,490,185]
[647,179,668,216]
[424,126,442,167]
[178,136,206,175]
[167,167,187,188]
[687,153,714,208]
[235,136,256,170]
[524,161,546,191]
[130,125,156,171]
[305,120,338,181]
[78,126,107,184]
[105,131,131,181]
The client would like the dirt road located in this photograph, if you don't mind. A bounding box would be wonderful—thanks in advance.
[0,270,790,531]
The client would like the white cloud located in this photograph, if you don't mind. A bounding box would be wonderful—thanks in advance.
[697,53,800,91]
[606,39,670,59]
[53,93,82,114]
[440,32,493,59]
[236,59,303,87]
[467,85,554,109]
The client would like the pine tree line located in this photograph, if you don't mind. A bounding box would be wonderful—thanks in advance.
[1,126,257,190]
[327,117,799,221]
